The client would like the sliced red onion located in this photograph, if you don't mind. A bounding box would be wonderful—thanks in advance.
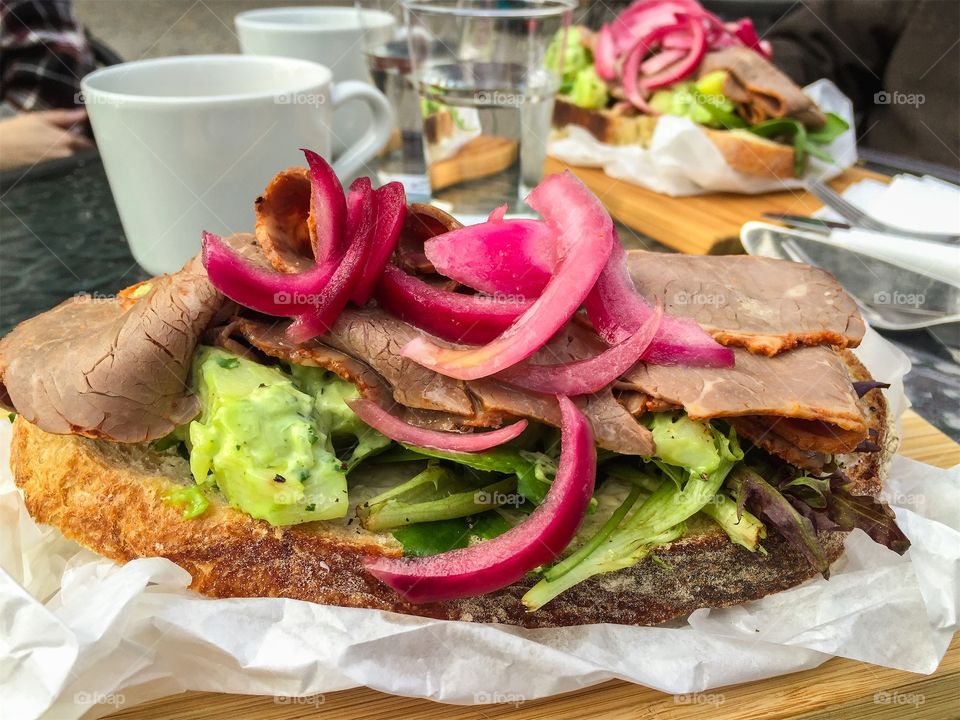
[594,24,618,81]
[639,17,706,91]
[402,172,614,380]
[424,218,555,297]
[584,242,734,368]
[727,18,772,58]
[349,182,407,305]
[201,231,337,316]
[621,18,705,108]
[363,395,595,603]
[496,303,663,395]
[347,398,527,453]
[603,0,767,115]
[621,26,681,114]
[287,178,377,342]
[202,151,349,316]
[303,148,346,265]
[613,0,695,44]
[645,315,734,366]
[376,264,530,344]
[662,32,693,50]
[488,204,508,222]
[641,47,686,75]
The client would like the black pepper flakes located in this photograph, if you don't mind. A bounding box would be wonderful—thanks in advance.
[273,474,286,483]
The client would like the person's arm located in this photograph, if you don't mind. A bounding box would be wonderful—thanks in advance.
[765,0,910,112]
[0,109,92,170]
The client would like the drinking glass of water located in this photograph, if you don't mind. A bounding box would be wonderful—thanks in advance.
[358,0,431,200]
[403,0,573,217]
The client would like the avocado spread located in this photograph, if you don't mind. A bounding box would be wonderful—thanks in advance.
[188,347,351,525]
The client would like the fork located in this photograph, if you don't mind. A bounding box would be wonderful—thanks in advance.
[805,179,960,245]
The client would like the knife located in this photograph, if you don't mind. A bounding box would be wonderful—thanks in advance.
[762,213,850,233]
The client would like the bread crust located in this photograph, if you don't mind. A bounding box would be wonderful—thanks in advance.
[701,128,797,179]
[552,98,797,179]
[9,355,893,627]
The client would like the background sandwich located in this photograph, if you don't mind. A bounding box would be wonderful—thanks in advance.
[548,0,849,179]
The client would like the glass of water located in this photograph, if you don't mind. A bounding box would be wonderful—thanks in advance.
[403,0,573,217]
[358,0,431,200]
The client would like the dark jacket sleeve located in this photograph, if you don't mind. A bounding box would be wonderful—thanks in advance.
[765,0,910,114]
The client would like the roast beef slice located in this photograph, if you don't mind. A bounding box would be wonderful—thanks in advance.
[229,310,655,456]
[223,316,467,432]
[325,308,476,416]
[253,166,314,273]
[699,47,827,128]
[626,251,864,355]
[0,256,223,442]
[621,344,867,451]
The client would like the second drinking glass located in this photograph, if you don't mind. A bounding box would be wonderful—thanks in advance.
[403,0,573,217]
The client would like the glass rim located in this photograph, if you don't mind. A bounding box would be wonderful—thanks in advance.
[402,0,575,19]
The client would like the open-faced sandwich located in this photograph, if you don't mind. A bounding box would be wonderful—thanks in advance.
[1,151,906,626]
[548,0,849,178]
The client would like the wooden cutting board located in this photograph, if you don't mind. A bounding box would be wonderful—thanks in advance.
[429,136,519,191]
[543,158,889,254]
[106,409,959,720]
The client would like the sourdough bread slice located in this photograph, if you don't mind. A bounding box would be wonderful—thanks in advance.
[10,353,892,628]
[552,97,797,179]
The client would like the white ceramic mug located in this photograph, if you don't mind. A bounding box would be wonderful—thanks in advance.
[235,7,395,156]
[81,54,392,275]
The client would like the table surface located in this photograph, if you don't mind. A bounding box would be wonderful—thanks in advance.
[2,154,958,720]
[2,154,958,443]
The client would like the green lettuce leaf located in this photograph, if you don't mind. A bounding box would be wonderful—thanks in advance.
[649,412,720,477]
[393,511,513,557]
[824,486,910,554]
[765,462,910,557]
[808,112,849,144]
[730,465,830,577]
[522,424,744,610]
[747,112,849,177]
[357,465,519,531]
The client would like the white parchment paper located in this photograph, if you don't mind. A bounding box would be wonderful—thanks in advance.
[1,329,958,720]
[548,80,857,196]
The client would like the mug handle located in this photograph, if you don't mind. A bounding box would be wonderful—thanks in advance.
[329,80,394,180]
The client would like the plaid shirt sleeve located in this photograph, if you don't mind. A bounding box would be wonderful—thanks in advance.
[0,0,95,112]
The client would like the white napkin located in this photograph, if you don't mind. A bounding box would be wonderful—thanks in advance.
[548,79,856,196]
[812,175,960,286]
